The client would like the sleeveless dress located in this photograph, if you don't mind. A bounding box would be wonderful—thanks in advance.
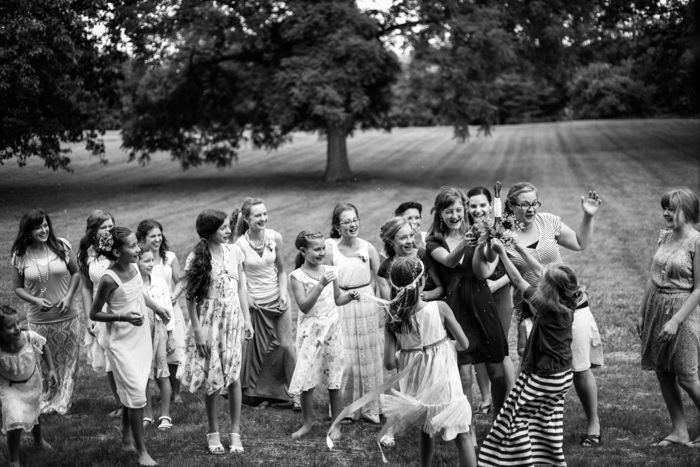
[152,251,186,365]
[178,244,245,395]
[103,265,153,409]
[426,237,507,365]
[288,266,344,394]
[11,239,81,415]
[0,331,45,433]
[326,238,384,419]
[236,230,294,403]
[86,250,112,372]
[382,301,472,440]
[640,229,700,379]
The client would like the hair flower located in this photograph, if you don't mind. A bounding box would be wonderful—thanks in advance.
[97,232,114,252]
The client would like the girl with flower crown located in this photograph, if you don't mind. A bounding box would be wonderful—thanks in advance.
[379,256,475,466]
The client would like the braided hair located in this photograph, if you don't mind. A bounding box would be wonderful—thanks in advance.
[185,210,227,303]
[386,256,425,334]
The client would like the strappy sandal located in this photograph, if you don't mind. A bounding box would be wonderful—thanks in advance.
[580,433,601,447]
[158,416,172,431]
[229,433,244,454]
[207,432,225,455]
[142,417,154,429]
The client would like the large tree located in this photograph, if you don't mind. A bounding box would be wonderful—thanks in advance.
[118,0,399,181]
[0,0,120,169]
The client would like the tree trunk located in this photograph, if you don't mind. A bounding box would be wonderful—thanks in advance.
[324,126,352,182]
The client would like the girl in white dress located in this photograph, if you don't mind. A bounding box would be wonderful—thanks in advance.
[289,231,360,440]
[0,305,57,467]
[177,210,254,455]
[381,256,475,466]
[90,227,157,467]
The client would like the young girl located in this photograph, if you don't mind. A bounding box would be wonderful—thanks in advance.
[480,238,580,467]
[136,219,187,404]
[78,210,122,416]
[177,210,254,455]
[288,231,360,440]
[0,305,57,467]
[379,256,475,467]
[138,249,173,431]
[90,227,156,467]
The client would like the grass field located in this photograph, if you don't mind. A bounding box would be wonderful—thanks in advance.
[0,119,699,466]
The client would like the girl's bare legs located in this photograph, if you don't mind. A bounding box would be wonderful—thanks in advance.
[656,371,689,443]
[31,424,52,450]
[677,376,700,443]
[328,388,343,440]
[143,382,154,425]
[121,405,134,451]
[107,372,121,414]
[168,364,182,403]
[455,432,477,467]
[7,429,21,467]
[419,430,435,467]
[227,380,244,451]
[485,361,507,419]
[292,389,315,439]
[458,364,476,445]
[157,377,172,422]
[128,407,157,466]
[474,363,492,411]
[205,393,220,434]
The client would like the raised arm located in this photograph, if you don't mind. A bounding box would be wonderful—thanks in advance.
[290,274,327,314]
[430,241,470,269]
[556,191,603,251]
[472,238,498,280]
[492,239,531,292]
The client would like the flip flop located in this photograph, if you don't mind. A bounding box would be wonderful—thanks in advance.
[580,433,601,447]
[652,437,690,447]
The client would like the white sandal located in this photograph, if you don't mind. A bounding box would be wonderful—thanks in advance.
[229,433,244,453]
[207,432,225,455]
[158,416,172,431]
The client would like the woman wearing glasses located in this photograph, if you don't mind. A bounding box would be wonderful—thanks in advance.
[504,182,604,447]
[325,203,384,424]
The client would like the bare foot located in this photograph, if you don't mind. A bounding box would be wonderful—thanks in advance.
[121,440,137,453]
[329,425,341,441]
[291,423,314,439]
[137,450,158,466]
[35,439,54,450]
[172,395,183,404]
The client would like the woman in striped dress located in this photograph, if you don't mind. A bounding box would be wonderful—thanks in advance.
[479,240,580,467]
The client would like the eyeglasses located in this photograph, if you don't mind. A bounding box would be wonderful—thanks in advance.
[512,201,541,210]
[339,218,360,226]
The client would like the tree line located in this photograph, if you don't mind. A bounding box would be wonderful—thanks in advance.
[1,0,697,181]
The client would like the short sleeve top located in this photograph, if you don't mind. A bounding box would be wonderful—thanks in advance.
[520,286,573,375]
[11,239,78,324]
[184,244,244,300]
[235,229,280,303]
[289,266,339,320]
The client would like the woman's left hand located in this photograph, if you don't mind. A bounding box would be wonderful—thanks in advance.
[581,190,603,216]
[48,369,59,387]
[659,318,679,342]
[244,321,254,340]
[56,296,70,314]
[279,290,289,309]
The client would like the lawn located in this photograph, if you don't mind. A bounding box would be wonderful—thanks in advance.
[0,119,699,466]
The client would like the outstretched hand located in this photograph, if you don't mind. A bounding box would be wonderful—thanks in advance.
[490,238,505,256]
[581,190,603,216]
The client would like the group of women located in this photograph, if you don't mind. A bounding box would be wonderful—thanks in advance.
[6,182,700,464]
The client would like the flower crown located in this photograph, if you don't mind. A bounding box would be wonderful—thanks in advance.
[388,259,425,294]
[97,232,114,253]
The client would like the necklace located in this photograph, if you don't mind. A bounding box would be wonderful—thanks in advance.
[245,231,266,253]
[31,247,51,296]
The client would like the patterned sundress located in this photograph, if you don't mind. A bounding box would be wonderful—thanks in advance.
[177,244,245,395]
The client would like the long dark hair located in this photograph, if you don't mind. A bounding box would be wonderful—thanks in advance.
[427,186,467,241]
[329,202,359,239]
[294,231,324,269]
[386,256,424,334]
[78,210,114,276]
[11,209,68,262]
[231,197,265,239]
[95,227,133,262]
[465,186,492,225]
[185,210,227,303]
[136,219,169,263]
